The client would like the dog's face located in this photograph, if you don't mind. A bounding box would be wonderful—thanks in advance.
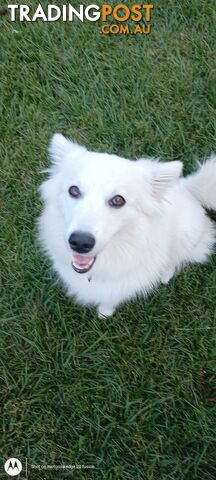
[40,134,182,274]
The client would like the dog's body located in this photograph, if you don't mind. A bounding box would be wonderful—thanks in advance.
[38,134,216,317]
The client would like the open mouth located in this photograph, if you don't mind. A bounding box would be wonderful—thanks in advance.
[72,254,96,274]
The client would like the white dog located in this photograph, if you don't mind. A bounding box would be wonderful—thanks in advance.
[38,134,216,317]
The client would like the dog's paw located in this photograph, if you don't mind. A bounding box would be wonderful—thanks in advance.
[161,267,175,285]
[97,305,115,318]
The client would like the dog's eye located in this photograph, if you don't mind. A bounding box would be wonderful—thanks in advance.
[68,185,81,198]
[108,195,126,208]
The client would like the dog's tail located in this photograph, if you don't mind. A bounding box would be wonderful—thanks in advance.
[185,154,216,210]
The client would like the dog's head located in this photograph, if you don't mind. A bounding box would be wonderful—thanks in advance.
[40,134,182,274]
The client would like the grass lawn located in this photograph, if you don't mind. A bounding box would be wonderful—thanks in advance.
[1,1,216,478]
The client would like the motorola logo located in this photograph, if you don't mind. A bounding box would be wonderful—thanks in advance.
[4,458,22,476]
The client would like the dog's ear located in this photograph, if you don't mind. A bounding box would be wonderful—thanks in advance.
[49,133,86,164]
[152,161,183,198]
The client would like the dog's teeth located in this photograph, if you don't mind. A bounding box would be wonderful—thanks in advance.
[72,255,96,274]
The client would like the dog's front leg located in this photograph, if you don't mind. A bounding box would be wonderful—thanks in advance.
[97,304,115,318]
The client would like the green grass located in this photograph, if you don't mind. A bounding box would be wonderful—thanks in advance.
[1,1,216,478]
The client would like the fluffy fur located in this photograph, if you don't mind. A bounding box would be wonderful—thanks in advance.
[38,134,216,317]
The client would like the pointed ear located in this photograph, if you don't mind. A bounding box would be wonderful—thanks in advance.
[152,161,183,198]
[49,133,85,164]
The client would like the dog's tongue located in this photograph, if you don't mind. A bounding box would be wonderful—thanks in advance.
[73,254,94,267]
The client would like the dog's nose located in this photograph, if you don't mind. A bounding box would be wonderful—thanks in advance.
[68,231,95,253]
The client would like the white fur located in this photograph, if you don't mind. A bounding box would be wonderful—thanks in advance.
[38,134,216,316]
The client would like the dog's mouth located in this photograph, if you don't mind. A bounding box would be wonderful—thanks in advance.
[72,254,96,274]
